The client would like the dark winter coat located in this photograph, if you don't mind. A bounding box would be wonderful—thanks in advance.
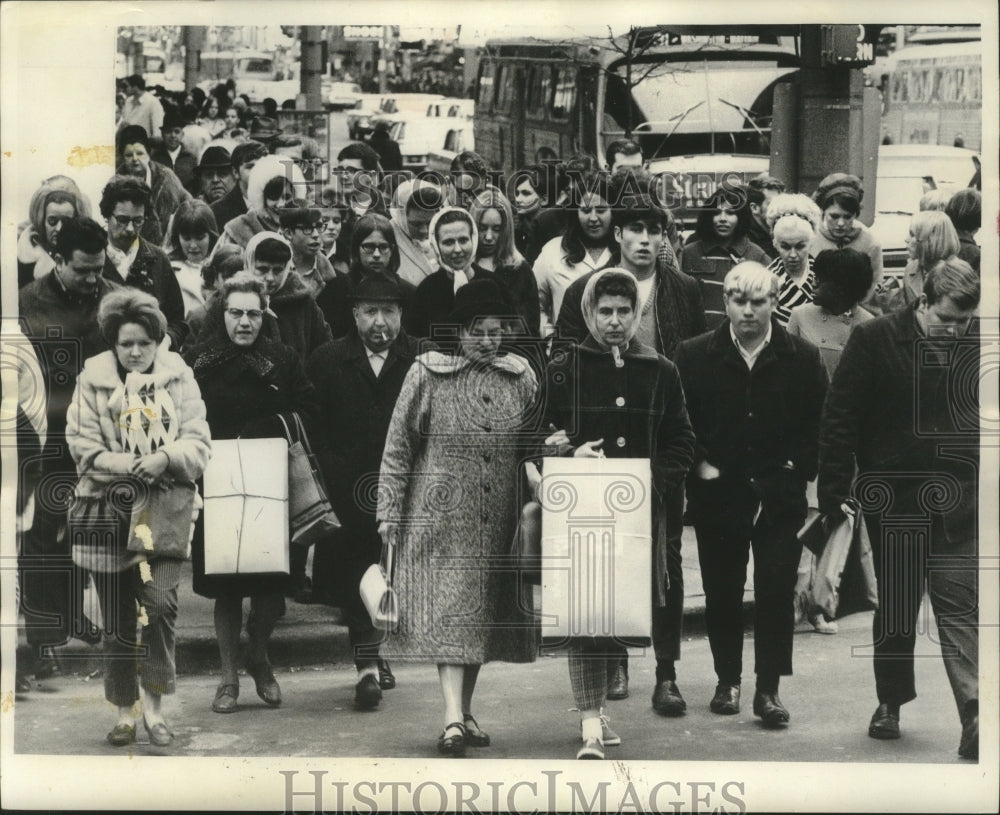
[542,335,696,605]
[210,184,248,234]
[472,259,541,338]
[678,235,772,328]
[674,319,828,526]
[18,273,123,439]
[305,330,420,552]
[817,303,978,544]
[102,236,188,349]
[267,270,334,361]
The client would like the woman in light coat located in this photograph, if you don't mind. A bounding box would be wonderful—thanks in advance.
[378,278,540,757]
[67,288,211,747]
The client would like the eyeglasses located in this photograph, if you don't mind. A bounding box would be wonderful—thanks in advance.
[360,242,392,255]
[112,214,145,228]
[226,308,264,321]
[294,224,323,234]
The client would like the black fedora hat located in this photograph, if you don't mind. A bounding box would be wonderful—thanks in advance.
[351,273,404,304]
[446,278,514,326]
[249,116,282,140]
[198,144,232,170]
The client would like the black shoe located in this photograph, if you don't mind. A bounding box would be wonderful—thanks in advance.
[709,683,741,715]
[652,680,687,716]
[958,711,978,760]
[868,703,901,740]
[15,673,32,693]
[463,713,491,747]
[354,674,382,710]
[75,617,103,646]
[752,691,790,727]
[245,659,282,707]
[378,660,396,690]
[438,722,467,757]
[106,722,135,747]
[606,665,629,700]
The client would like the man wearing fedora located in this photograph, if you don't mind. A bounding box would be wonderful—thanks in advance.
[210,140,269,234]
[306,274,422,709]
[152,109,199,195]
[248,116,282,153]
[195,144,234,206]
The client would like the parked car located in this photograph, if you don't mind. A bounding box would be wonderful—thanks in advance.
[346,95,389,140]
[869,144,981,270]
[367,93,447,137]
[197,51,298,107]
[326,82,363,112]
[390,117,473,173]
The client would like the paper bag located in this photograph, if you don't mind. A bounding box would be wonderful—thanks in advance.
[540,457,652,644]
[203,438,290,575]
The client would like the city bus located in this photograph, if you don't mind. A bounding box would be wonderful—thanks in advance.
[472,30,800,176]
[878,40,982,150]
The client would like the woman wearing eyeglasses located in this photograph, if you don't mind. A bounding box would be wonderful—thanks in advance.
[316,213,418,339]
[184,271,318,714]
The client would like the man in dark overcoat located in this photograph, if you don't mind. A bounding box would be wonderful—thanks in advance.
[674,261,828,727]
[18,218,123,677]
[818,257,980,759]
[306,274,422,710]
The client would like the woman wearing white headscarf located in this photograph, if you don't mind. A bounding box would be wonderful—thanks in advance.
[541,267,695,760]
[217,155,308,250]
[389,178,445,287]
[409,207,487,339]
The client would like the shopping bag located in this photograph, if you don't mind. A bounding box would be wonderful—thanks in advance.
[203,438,289,575]
[127,480,198,560]
[540,457,652,644]
[360,530,398,631]
[276,413,341,546]
[812,510,879,619]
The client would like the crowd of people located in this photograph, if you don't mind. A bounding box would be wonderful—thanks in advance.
[12,126,982,762]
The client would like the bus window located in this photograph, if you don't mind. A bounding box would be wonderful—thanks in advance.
[476,60,496,112]
[552,66,576,120]
[526,65,551,119]
[497,64,517,113]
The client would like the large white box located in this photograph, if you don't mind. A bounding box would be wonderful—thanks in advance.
[203,438,290,575]
[539,457,652,644]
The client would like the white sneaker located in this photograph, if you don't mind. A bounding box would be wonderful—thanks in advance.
[577,737,605,759]
[599,711,621,746]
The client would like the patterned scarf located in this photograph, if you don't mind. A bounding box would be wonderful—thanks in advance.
[119,371,179,455]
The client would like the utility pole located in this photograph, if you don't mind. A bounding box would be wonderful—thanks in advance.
[183,26,205,91]
[300,26,325,109]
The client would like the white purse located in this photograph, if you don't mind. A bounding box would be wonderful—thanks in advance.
[360,533,398,631]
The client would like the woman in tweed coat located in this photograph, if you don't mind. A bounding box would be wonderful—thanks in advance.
[377,278,540,757]
[66,288,210,748]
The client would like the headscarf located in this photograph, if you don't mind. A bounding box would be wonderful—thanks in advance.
[580,267,641,354]
[390,178,441,269]
[244,230,293,294]
[18,176,94,278]
[428,206,479,291]
[245,154,308,215]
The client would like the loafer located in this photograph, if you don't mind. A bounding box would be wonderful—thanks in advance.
[246,659,282,707]
[15,673,32,693]
[577,736,605,760]
[958,711,978,760]
[212,682,239,714]
[378,660,396,690]
[710,683,741,715]
[438,722,467,757]
[463,713,491,747]
[354,674,382,710]
[752,691,790,727]
[868,703,901,740]
[652,680,687,717]
[107,722,135,747]
[143,716,174,747]
[606,665,629,700]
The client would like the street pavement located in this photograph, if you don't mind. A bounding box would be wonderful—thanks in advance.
[12,611,969,764]
[11,521,970,764]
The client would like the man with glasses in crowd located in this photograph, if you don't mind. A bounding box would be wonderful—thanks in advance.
[99,175,187,349]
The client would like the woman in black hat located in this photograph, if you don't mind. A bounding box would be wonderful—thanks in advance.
[377,277,540,756]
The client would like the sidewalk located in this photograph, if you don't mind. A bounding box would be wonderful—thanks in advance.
[16,528,755,674]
